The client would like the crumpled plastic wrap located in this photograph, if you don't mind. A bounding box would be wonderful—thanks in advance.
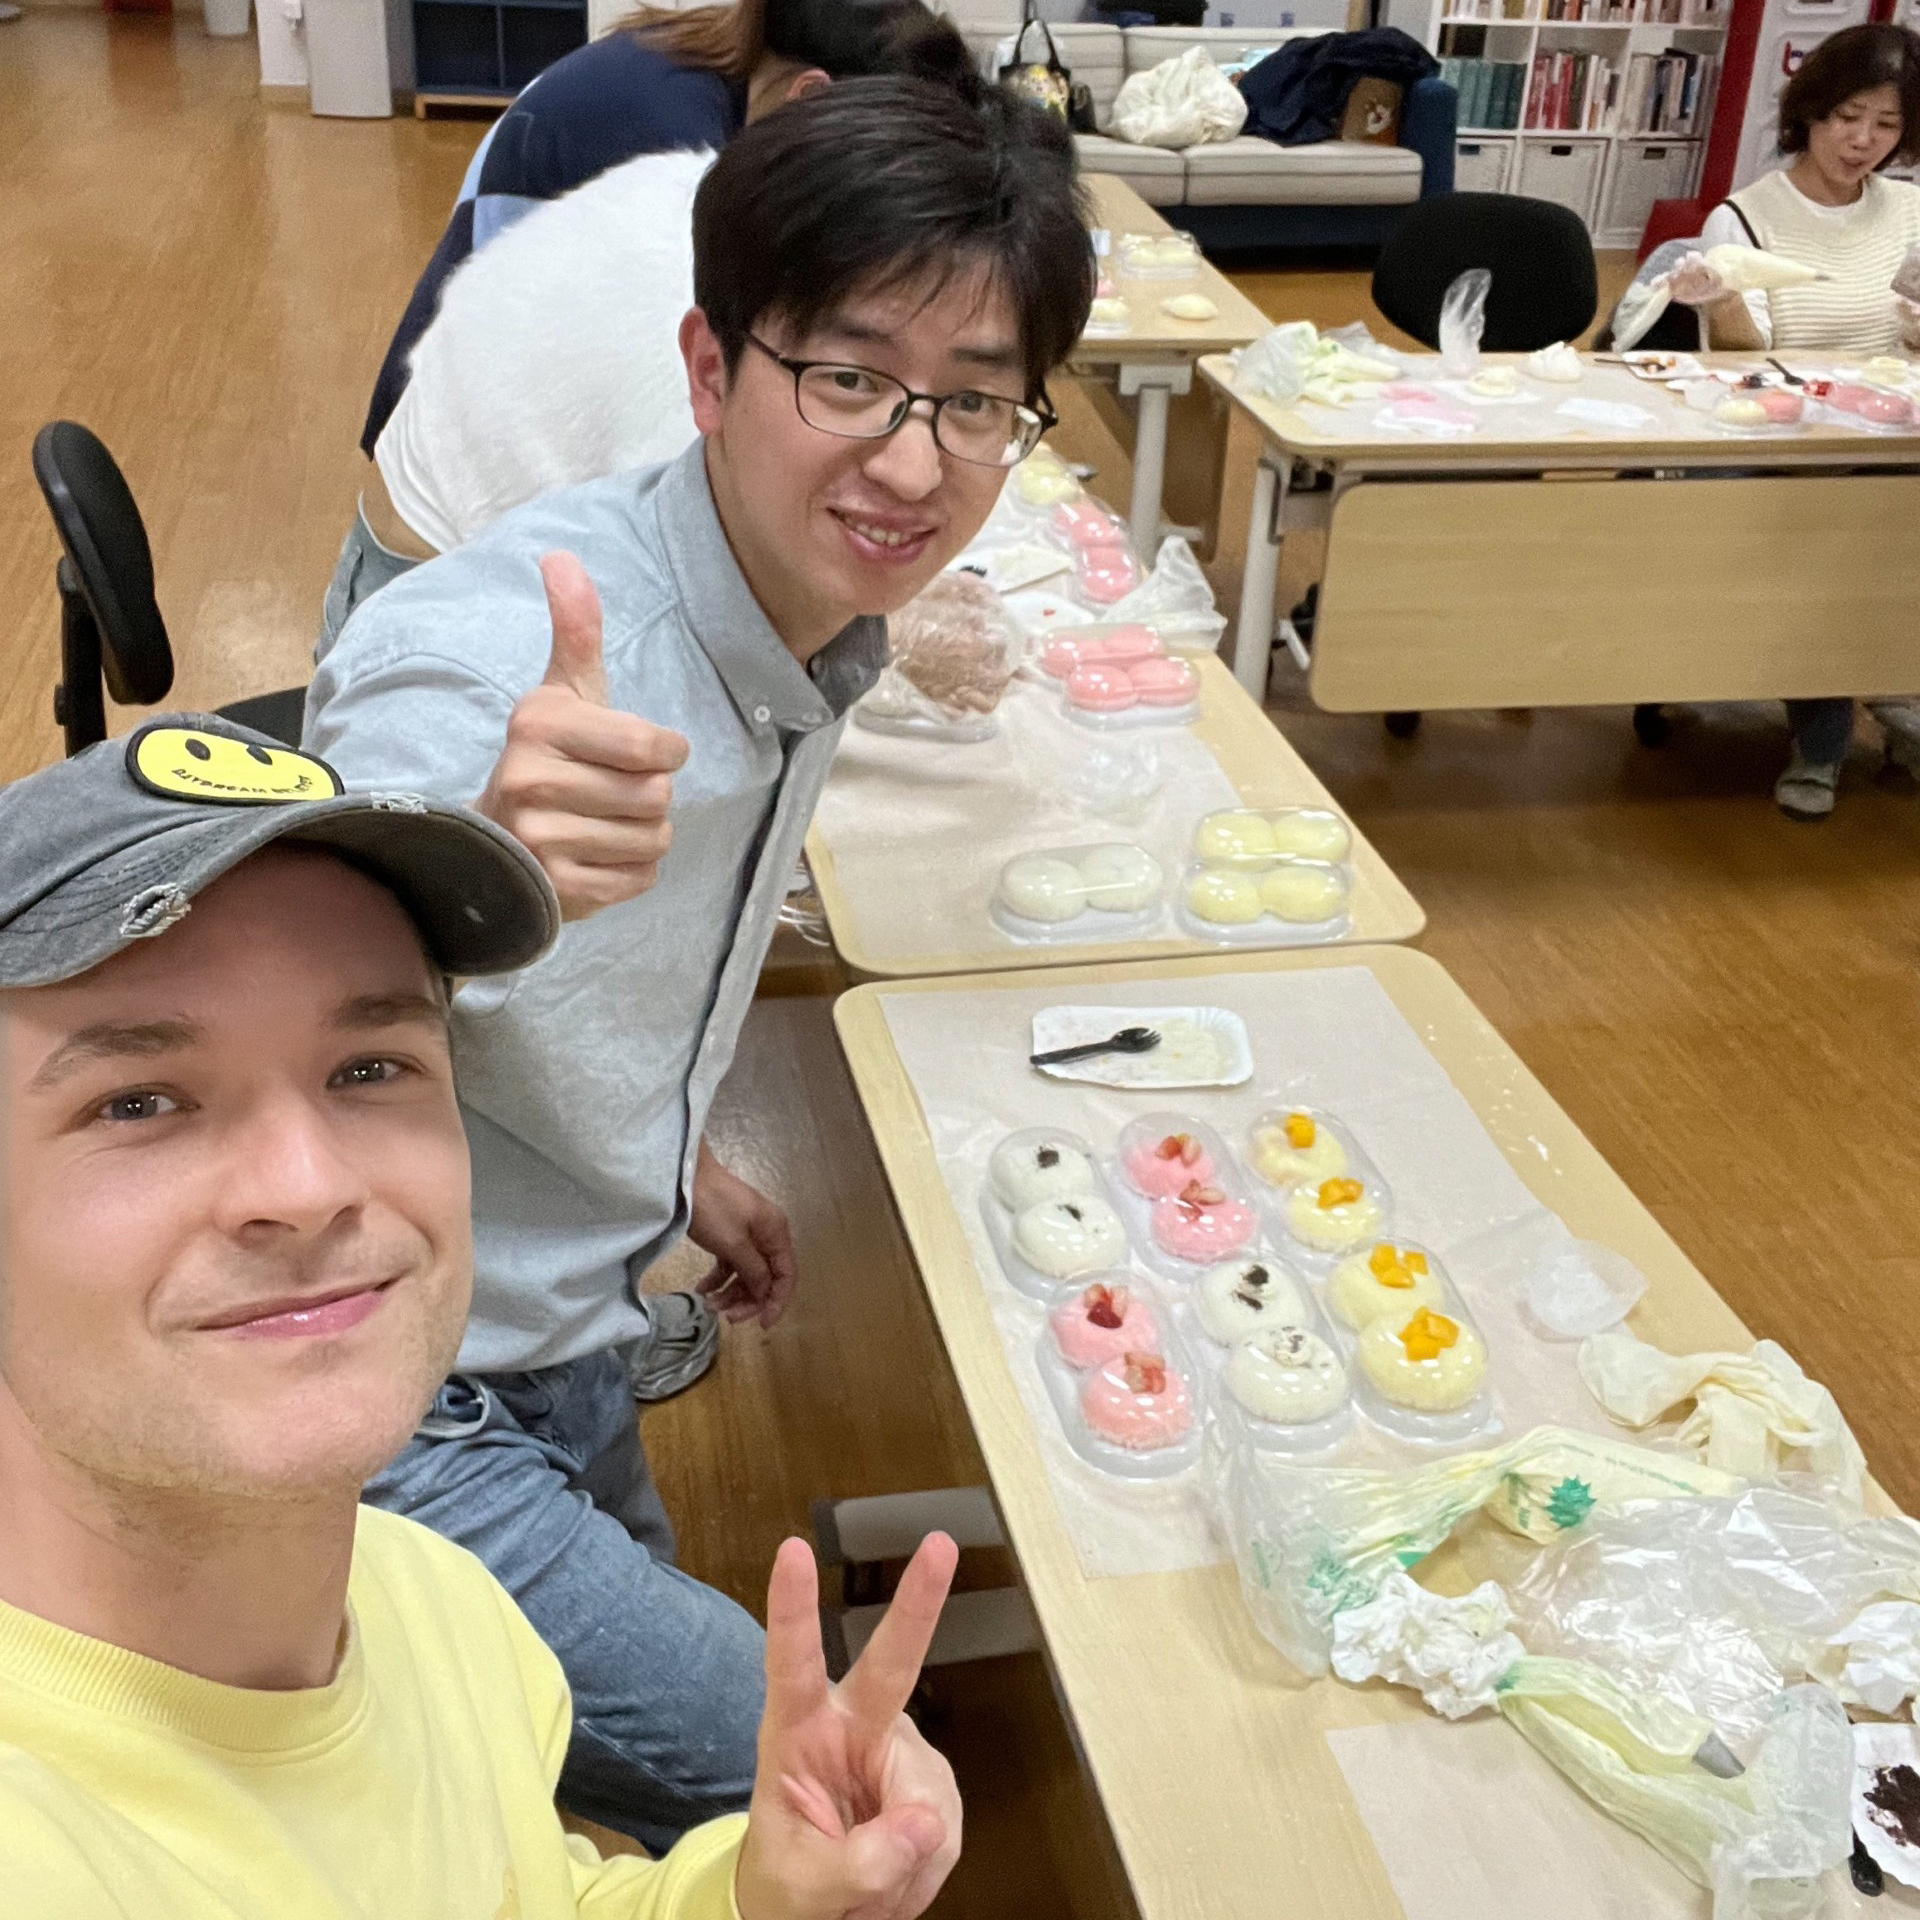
[855,572,1024,742]
[1221,1424,1741,1673]
[1330,1571,1525,1717]
[1579,1329,1867,1503]
[1438,268,1491,376]
[1508,1485,1920,1758]
[1497,1667,1855,1920]
[1826,1600,1920,1716]
[1233,320,1400,408]
[1101,535,1226,652]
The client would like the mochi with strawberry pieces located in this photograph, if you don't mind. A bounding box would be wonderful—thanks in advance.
[1049,1282,1160,1370]
[1150,1179,1258,1264]
[1078,1350,1194,1450]
[1122,1129,1215,1198]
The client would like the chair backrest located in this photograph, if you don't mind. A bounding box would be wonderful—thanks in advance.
[1121,24,1329,74]
[31,422,175,707]
[1371,192,1598,353]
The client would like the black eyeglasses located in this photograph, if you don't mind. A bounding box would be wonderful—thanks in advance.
[745,335,1056,470]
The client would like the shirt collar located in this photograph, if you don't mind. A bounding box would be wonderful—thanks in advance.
[653,443,886,735]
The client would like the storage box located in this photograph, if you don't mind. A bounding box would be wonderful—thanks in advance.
[1598,138,1699,245]
[1454,136,1516,193]
[1515,136,1605,224]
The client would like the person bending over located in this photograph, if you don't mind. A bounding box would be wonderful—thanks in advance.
[331,0,976,638]
[0,716,961,1919]
[1664,23,1920,819]
[304,78,1092,1852]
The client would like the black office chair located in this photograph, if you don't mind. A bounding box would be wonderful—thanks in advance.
[32,421,308,758]
[1372,191,1600,353]
[1363,194,1600,736]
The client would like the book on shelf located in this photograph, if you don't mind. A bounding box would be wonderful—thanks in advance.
[1620,46,1717,132]
[1441,55,1530,129]
[1522,48,1620,130]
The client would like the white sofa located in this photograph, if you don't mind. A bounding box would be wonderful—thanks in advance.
[955,18,1456,249]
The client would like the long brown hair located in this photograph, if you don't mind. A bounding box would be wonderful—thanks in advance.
[613,0,771,82]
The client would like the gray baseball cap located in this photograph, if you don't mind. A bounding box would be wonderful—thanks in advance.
[0,714,561,989]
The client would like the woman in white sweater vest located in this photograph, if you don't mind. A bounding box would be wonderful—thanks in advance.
[1670,24,1920,819]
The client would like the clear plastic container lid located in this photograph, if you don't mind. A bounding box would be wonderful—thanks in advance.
[979,1134,1133,1304]
[1109,1114,1261,1280]
[1114,230,1202,279]
[1191,806,1352,869]
[1176,857,1352,946]
[1034,1321,1203,1481]
[1322,1238,1451,1334]
[1034,624,1166,681]
[1083,296,1131,336]
[1523,1238,1647,1340]
[1072,546,1145,608]
[991,842,1167,944]
[1243,1104,1362,1194]
[1208,1306,1355,1457]
[1046,1273,1168,1373]
[1063,656,1200,730]
[1819,384,1917,433]
[853,707,998,744]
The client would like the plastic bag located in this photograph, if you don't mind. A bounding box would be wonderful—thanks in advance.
[1579,1330,1867,1503]
[1508,1485,1920,1758]
[1497,1666,1854,1920]
[1221,1424,1742,1674]
[1438,267,1490,376]
[1234,321,1397,408]
[1103,535,1226,652]
[1110,48,1247,150]
[855,571,1023,742]
[1826,1600,1920,1715]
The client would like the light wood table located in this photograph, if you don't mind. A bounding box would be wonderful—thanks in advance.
[1074,175,1273,554]
[804,652,1425,978]
[833,942,1813,1918]
[1198,350,1920,708]
[833,943,1780,1920]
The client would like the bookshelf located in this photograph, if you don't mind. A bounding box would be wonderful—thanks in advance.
[1387,0,1726,245]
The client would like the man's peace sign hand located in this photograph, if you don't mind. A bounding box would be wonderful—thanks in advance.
[734,1533,962,1920]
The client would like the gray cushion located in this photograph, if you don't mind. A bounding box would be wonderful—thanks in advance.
[1073,132,1187,207]
[1180,136,1421,206]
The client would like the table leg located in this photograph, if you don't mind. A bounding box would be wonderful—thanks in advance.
[1231,453,1284,699]
[1115,360,1192,558]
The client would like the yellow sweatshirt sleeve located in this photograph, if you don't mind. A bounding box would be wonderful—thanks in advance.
[565,1813,746,1920]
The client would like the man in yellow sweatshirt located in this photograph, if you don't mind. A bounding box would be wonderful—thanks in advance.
[0,715,962,1919]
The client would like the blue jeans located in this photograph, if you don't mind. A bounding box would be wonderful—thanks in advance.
[1786,698,1855,768]
[364,1349,764,1850]
[316,503,421,663]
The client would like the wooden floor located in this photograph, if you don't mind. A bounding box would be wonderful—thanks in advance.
[10,15,1920,1919]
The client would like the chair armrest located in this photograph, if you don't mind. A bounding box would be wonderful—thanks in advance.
[1399,76,1457,199]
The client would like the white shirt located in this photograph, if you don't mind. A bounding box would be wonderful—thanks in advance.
[375,148,712,553]
[1701,174,1882,349]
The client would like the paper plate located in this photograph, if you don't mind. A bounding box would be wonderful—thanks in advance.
[1856,1722,1920,1891]
[1030,1004,1253,1089]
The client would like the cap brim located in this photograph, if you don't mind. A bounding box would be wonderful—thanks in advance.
[0,791,558,988]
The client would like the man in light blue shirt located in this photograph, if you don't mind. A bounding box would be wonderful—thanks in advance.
[305,77,1093,1851]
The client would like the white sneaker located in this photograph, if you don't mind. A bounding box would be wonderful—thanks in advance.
[1775,754,1840,821]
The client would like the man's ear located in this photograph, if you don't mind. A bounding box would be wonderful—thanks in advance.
[784,65,830,103]
[680,307,729,435]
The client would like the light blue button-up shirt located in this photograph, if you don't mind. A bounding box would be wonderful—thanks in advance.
[305,443,884,1372]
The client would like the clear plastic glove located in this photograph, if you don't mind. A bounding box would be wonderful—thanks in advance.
[1668,250,1732,307]
[1438,267,1491,376]
[1897,296,1920,353]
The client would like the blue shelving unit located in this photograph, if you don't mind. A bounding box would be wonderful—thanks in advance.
[412,0,584,107]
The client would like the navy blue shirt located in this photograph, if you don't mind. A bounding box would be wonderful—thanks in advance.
[361,33,743,454]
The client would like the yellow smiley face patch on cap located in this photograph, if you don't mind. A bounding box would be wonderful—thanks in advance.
[127,724,344,806]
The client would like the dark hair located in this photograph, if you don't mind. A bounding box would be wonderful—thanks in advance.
[1778,23,1920,166]
[691,77,1094,403]
[617,0,972,90]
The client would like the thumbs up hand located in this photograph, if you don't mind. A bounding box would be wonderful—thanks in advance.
[735,1534,962,1920]
[477,552,690,921]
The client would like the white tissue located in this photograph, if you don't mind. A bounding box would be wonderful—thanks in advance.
[1329,1571,1525,1718]
[1830,1602,1920,1716]
[1525,340,1584,383]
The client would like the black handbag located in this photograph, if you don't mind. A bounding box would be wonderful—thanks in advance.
[999,12,1094,130]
